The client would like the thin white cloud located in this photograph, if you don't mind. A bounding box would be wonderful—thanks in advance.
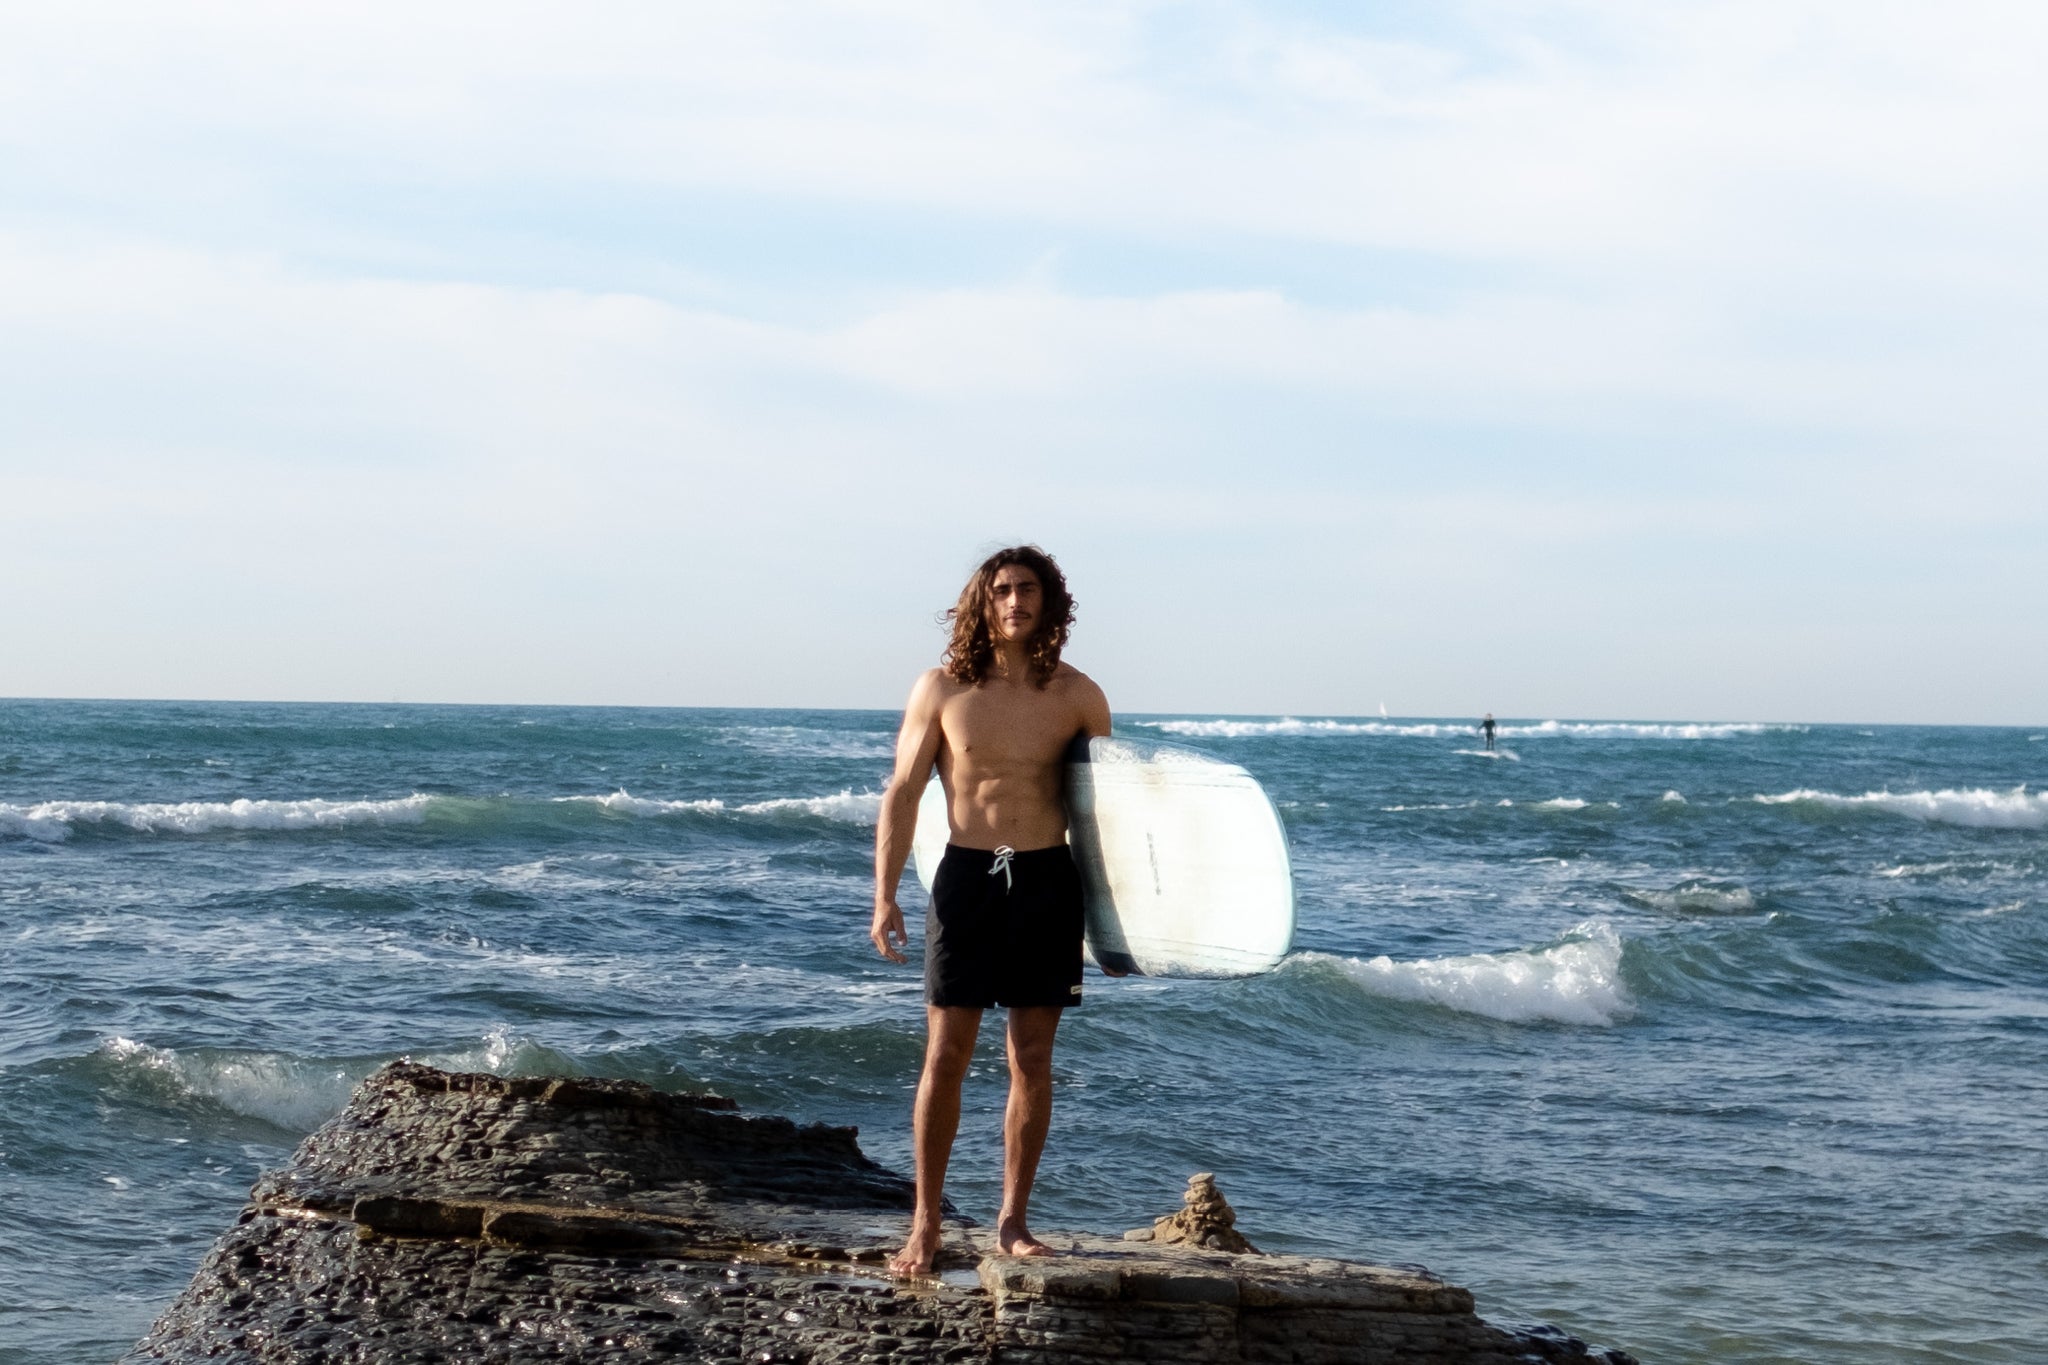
[0,2,2042,717]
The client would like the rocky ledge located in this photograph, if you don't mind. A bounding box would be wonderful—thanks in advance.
[126,1063,1637,1364]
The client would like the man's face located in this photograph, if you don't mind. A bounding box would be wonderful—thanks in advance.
[988,565,1044,644]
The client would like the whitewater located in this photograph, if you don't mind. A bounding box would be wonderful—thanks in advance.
[2,701,2043,1364]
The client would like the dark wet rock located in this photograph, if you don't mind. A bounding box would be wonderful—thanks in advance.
[126,1063,1639,1364]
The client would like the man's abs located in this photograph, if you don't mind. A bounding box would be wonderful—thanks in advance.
[937,766,1068,851]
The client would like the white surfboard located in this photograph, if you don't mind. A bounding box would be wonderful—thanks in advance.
[910,736,1294,979]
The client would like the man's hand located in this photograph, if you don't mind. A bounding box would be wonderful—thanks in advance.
[871,898,909,963]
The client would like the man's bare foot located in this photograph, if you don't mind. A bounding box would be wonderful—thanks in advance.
[997,1221,1056,1258]
[889,1223,943,1277]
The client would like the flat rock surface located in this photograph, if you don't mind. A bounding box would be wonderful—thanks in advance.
[126,1063,1638,1364]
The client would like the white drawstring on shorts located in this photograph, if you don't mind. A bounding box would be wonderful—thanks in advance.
[988,845,1015,891]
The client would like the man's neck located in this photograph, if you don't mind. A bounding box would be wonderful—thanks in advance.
[991,639,1035,683]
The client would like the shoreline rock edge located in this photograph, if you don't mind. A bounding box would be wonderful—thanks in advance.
[124,1062,1639,1364]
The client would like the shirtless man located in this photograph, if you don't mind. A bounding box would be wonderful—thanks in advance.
[869,546,1112,1276]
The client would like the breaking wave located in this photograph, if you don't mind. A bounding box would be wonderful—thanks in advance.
[1754,787,2048,830]
[565,790,881,825]
[1309,919,1630,1026]
[731,791,882,823]
[86,1027,569,1133]
[0,795,433,843]
[1,787,884,842]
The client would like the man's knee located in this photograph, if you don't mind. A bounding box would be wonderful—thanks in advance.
[924,1041,974,1087]
[922,1009,981,1084]
[1006,1009,1061,1078]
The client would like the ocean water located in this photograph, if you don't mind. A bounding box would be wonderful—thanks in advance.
[2,700,2044,1364]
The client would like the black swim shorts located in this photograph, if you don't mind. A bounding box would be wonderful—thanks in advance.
[925,844,1085,1009]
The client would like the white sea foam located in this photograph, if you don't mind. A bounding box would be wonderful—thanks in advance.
[1876,858,2030,880]
[1970,901,2031,919]
[2,787,885,842]
[1143,718,1472,739]
[0,794,433,843]
[735,791,883,823]
[566,791,728,818]
[1661,791,1688,803]
[1142,717,1798,741]
[1317,919,1630,1026]
[568,789,882,825]
[1502,720,1797,740]
[1755,786,2048,829]
[1878,860,1958,878]
[1623,883,1756,914]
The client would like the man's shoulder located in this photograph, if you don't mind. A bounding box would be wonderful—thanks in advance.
[1048,663,1108,711]
[1049,661,1099,689]
[910,667,968,702]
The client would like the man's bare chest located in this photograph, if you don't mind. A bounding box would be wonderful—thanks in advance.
[941,686,1078,767]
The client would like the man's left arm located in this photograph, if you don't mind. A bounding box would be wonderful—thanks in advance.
[1077,675,1112,741]
[1071,674,1122,975]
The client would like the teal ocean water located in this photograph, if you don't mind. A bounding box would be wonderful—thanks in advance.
[3,700,2044,1362]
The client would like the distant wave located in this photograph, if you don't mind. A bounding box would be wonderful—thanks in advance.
[565,790,881,825]
[1144,718,1469,738]
[1621,882,1757,915]
[0,794,433,843]
[1142,717,1798,741]
[1,787,882,842]
[732,791,882,823]
[1309,919,1630,1026]
[1755,786,2048,830]
[1505,721,1797,740]
[720,725,895,760]
[1877,857,2032,881]
[566,791,726,818]
[1380,795,1616,813]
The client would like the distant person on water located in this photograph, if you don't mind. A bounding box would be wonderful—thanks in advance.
[870,546,1114,1276]
[1481,714,1497,751]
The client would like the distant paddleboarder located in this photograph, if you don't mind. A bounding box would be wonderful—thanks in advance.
[1480,713,1497,751]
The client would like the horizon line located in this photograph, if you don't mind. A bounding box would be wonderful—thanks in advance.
[2,694,2041,731]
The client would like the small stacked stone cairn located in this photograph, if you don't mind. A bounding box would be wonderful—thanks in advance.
[1130,1172,1260,1254]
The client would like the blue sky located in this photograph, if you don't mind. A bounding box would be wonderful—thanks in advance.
[2,2,2041,722]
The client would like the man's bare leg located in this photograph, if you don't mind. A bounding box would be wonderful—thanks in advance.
[997,1005,1063,1257]
[891,1005,983,1275]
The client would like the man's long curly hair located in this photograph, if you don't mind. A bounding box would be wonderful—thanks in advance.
[941,545,1076,689]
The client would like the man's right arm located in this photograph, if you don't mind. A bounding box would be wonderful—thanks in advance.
[871,670,946,963]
